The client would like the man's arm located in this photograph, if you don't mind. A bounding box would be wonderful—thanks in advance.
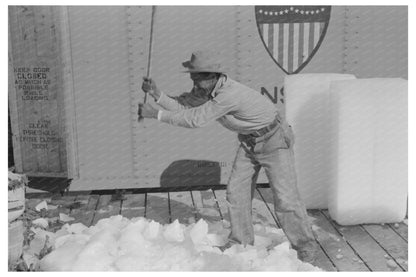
[156,92,191,111]
[157,90,210,111]
[158,91,237,128]
[142,77,209,112]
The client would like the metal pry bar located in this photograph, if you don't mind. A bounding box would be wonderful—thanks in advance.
[144,5,156,104]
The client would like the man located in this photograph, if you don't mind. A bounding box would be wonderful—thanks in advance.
[139,50,318,263]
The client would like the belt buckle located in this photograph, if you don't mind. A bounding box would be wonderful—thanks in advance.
[251,130,262,137]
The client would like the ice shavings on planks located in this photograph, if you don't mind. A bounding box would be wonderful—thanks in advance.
[37,216,321,271]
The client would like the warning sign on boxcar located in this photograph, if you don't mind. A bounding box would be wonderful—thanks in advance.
[14,67,51,101]
[20,119,63,150]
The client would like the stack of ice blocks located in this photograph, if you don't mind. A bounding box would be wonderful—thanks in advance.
[285,74,407,225]
[285,74,356,208]
[328,78,407,225]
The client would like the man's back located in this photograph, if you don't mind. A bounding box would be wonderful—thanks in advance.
[156,75,279,133]
[214,77,278,134]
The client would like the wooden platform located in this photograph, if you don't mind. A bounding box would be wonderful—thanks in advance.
[25,187,408,272]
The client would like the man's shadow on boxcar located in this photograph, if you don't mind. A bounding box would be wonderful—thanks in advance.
[160,159,221,188]
[159,159,223,223]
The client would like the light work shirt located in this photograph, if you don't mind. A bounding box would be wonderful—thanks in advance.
[156,75,278,135]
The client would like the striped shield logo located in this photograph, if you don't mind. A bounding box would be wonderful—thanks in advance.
[255,6,331,74]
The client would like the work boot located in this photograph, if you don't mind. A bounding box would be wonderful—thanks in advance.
[217,241,235,252]
[294,241,319,264]
[217,238,242,252]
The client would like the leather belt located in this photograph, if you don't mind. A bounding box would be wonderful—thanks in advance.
[246,117,280,138]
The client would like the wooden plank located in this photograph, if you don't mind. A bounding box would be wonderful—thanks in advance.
[191,190,222,223]
[212,189,229,221]
[64,193,90,222]
[57,6,79,179]
[308,210,369,271]
[362,224,408,271]
[322,211,401,271]
[169,191,196,224]
[69,194,91,214]
[67,193,91,221]
[45,194,77,219]
[91,195,122,225]
[8,13,23,172]
[25,198,44,212]
[145,192,170,224]
[24,194,77,229]
[313,247,337,272]
[70,194,99,227]
[120,193,146,219]
[388,223,408,242]
[9,6,68,176]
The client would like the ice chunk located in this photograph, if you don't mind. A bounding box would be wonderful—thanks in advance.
[253,235,272,248]
[35,201,48,211]
[40,240,86,271]
[39,215,322,271]
[328,78,408,225]
[66,223,88,234]
[144,220,160,240]
[8,171,23,181]
[53,228,69,239]
[32,218,49,229]
[54,234,90,249]
[386,259,397,268]
[285,73,356,208]
[29,232,52,255]
[190,219,208,245]
[22,250,40,270]
[261,242,299,271]
[71,230,118,271]
[261,242,320,271]
[59,213,75,222]
[163,219,185,242]
[119,230,149,256]
[236,247,259,266]
[47,205,58,210]
[206,233,226,246]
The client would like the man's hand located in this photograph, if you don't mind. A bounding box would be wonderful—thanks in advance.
[142,77,161,101]
[283,123,295,148]
[138,103,159,120]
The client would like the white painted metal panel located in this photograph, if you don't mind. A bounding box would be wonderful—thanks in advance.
[132,6,240,188]
[9,5,404,193]
[343,6,408,79]
[68,7,139,189]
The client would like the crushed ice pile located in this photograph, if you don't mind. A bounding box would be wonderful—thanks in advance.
[31,216,320,271]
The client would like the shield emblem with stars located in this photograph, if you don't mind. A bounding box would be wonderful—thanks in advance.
[255,6,331,74]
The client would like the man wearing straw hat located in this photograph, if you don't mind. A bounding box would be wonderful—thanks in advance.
[139,50,318,263]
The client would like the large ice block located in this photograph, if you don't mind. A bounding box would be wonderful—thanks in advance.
[285,74,356,208]
[328,78,407,225]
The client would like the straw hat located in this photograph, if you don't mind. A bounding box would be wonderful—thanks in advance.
[182,50,227,73]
